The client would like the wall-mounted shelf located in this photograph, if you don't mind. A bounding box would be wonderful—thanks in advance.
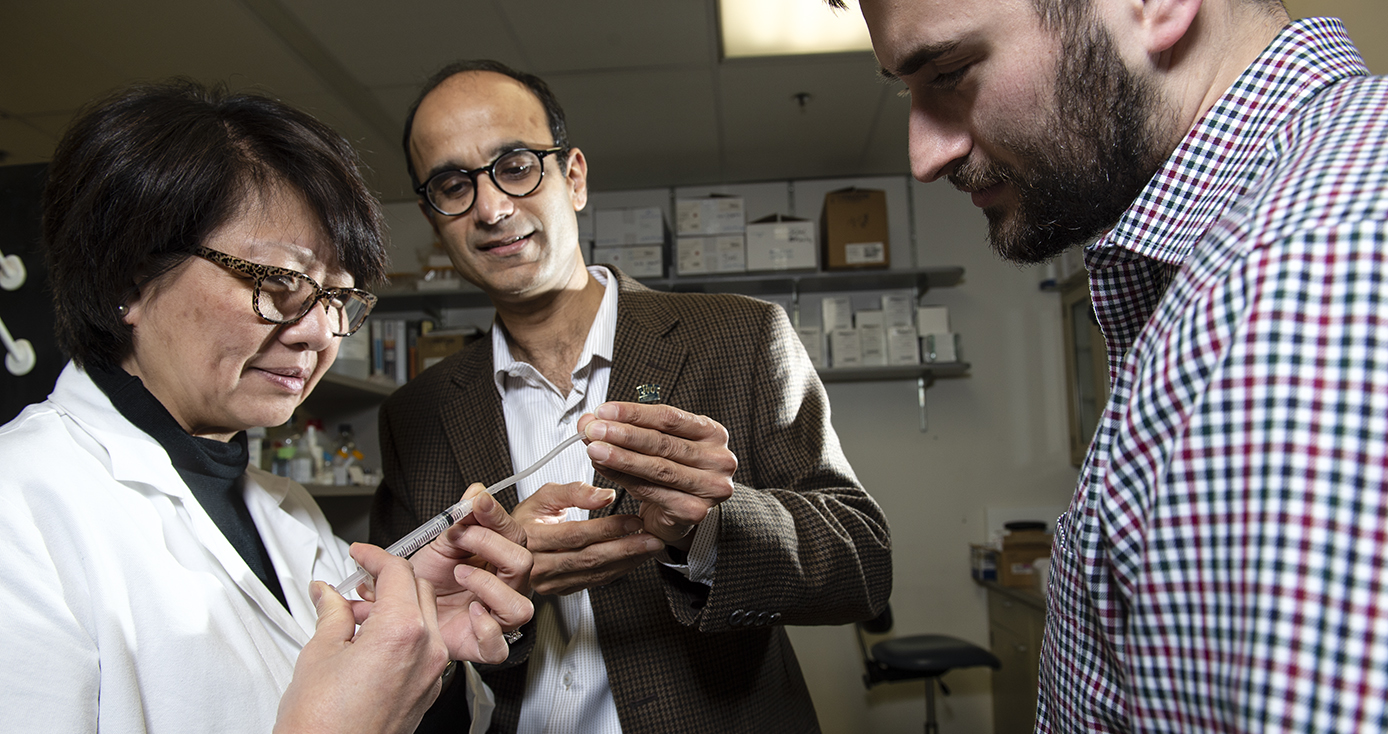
[370,266,966,312]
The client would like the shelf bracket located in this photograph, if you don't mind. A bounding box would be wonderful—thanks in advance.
[917,373,935,432]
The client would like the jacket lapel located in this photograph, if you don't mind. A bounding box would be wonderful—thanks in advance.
[440,335,520,509]
[601,270,689,517]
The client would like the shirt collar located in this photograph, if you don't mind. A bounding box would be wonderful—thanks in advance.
[492,265,619,395]
[1087,17,1368,269]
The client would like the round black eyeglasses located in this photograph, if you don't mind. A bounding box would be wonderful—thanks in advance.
[417,147,565,217]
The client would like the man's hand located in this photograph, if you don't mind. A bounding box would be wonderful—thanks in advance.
[513,481,664,596]
[275,545,448,734]
[578,402,737,551]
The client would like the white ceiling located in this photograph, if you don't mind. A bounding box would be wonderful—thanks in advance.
[0,0,907,202]
[2,1,1380,204]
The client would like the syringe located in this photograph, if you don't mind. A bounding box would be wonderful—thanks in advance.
[335,432,585,595]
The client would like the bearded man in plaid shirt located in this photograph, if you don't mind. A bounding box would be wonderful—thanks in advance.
[834,0,1388,729]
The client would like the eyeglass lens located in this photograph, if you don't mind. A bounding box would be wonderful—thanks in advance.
[258,273,372,335]
[426,149,547,216]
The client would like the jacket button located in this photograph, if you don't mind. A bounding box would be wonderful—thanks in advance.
[757,612,771,626]
[770,612,782,624]
[730,609,745,625]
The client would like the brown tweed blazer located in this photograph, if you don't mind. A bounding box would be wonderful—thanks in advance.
[371,268,892,734]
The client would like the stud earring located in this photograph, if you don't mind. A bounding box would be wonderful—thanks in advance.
[117,304,129,317]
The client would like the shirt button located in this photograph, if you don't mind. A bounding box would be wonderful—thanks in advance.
[562,671,573,689]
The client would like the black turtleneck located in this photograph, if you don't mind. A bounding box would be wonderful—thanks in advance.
[88,363,289,611]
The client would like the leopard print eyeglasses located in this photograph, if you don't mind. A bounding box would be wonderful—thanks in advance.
[195,246,377,336]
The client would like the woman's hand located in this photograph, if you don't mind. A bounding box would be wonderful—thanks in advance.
[274,544,448,734]
[372,483,535,663]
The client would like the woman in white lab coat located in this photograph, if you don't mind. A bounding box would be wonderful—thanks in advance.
[0,80,533,734]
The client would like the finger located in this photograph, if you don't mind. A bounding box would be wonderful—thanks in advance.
[514,482,617,523]
[524,513,646,553]
[591,402,726,442]
[529,533,663,595]
[587,440,735,500]
[440,524,533,591]
[350,543,423,617]
[469,600,509,664]
[454,565,535,628]
[469,492,528,548]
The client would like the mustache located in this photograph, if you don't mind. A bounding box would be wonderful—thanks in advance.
[947,156,1016,193]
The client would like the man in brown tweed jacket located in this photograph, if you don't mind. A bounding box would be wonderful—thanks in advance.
[372,59,892,734]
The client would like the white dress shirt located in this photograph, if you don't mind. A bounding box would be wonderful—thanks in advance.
[498,266,620,734]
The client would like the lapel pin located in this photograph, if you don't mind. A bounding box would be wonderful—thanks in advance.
[636,384,663,404]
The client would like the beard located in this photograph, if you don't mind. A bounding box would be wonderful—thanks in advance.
[950,22,1173,265]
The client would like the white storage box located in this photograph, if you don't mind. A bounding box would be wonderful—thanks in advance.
[593,244,664,278]
[745,215,816,272]
[676,196,746,236]
[676,235,746,275]
[830,328,862,368]
[595,206,666,246]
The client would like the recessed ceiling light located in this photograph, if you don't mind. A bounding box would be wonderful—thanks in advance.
[719,0,873,59]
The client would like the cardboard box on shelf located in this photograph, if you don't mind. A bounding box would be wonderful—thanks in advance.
[745,214,817,272]
[997,530,1054,588]
[829,328,862,368]
[676,234,746,275]
[593,244,665,278]
[917,305,951,334]
[820,188,890,270]
[859,323,887,366]
[416,330,478,372]
[821,296,853,332]
[796,326,825,369]
[922,332,959,363]
[595,206,666,246]
[675,195,746,236]
[887,325,920,365]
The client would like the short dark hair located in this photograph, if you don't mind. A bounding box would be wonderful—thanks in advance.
[42,79,388,370]
[401,59,572,190]
[826,0,1285,30]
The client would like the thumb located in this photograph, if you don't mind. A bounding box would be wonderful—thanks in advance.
[307,580,357,646]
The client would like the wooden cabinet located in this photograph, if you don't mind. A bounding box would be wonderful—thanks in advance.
[985,583,1046,734]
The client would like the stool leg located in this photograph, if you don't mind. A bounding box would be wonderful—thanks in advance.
[924,678,937,734]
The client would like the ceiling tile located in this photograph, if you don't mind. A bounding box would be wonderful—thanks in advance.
[501,0,713,73]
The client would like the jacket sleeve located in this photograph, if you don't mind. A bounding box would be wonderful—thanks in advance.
[666,300,893,631]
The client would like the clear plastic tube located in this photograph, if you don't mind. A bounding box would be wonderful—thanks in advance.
[334,432,584,595]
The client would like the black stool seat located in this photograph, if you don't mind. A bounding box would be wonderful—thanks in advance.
[857,604,1002,732]
[871,634,1000,681]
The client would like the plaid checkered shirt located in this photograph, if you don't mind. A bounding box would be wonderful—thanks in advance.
[1037,18,1388,732]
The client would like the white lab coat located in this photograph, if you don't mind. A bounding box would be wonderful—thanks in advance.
[0,363,355,732]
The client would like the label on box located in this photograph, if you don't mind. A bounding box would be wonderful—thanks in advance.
[796,326,825,369]
[676,237,711,275]
[887,325,920,365]
[844,241,887,265]
[922,332,957,362]
[882,294,914,327]
[746,219,816,271]
[854,309,884,328]
[821,297,853,331]
[595,207,665,246]
[830,328,862,368]
[593,245,664,278]
[676,197,746,235]
[859,324,886,366]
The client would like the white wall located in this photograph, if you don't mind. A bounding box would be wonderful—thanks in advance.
[377,178,1081,733]
[790,179,1079,733]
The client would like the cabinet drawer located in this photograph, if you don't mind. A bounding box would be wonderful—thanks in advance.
[989,589,1044,637]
